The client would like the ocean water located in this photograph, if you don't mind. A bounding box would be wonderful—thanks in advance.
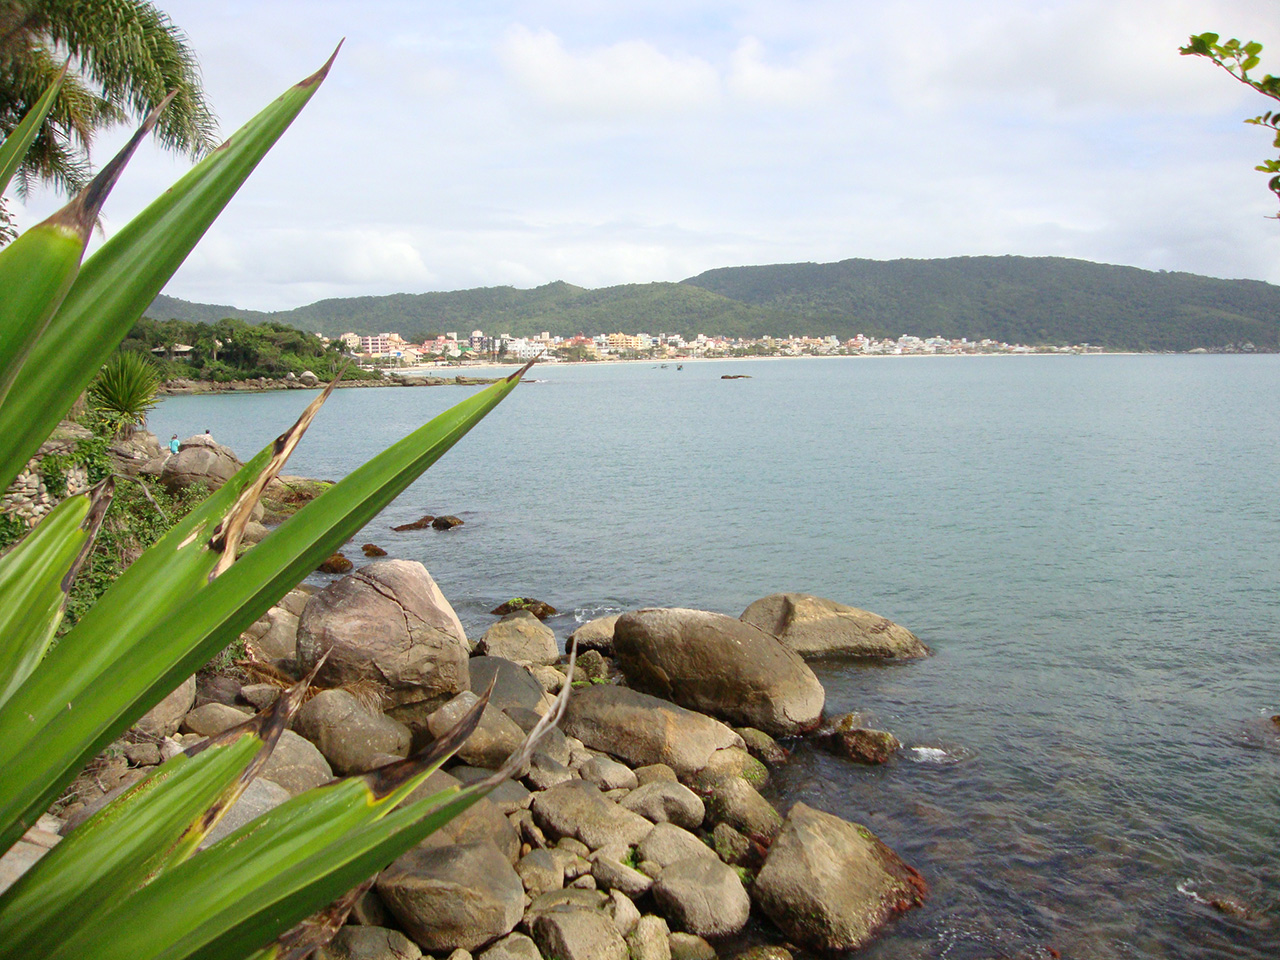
[150,356,1280,960]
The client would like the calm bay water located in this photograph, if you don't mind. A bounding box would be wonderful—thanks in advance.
[151,355,1280,960]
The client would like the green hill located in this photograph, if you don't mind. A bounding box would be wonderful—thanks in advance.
[682,256,1280,351]
[144,256,1280,351]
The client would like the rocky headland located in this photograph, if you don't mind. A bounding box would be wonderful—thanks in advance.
[0,433,935,960]
[159,369,502,395]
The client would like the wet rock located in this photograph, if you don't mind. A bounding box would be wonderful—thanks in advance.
[699,776,781,843]
[294,689,412,775]
[531,780,654,850]
[531,908,627,960]
[653,857,751,937]
[614,608,824,737]
[478,612,559,666]
[733,728,789,765]
[433,515,464,530]
[361,543,387,557]
[562,685,746,780]
[636,823,718,870]
[317,553,353,574]
[620,781,705,830]
[393,515,435,532]
[752,802,926,952]
[818,722,901,765]
[491,598,556,619]
[297,560,470,708]
[569,614,619,654]
[740,593,928,659]
[377,841,524,952]
[711,823,753,867]
[135,675,196,739]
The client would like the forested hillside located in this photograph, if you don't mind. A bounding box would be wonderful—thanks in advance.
[144,256,1280,351]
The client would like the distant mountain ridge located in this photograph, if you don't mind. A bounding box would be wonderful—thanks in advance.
[145,256,1280,352]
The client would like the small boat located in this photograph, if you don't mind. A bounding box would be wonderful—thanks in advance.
[677,364,683,370]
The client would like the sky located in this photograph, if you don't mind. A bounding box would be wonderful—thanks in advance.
[12,0,1280,311]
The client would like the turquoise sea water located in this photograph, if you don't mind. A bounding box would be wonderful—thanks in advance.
[151,356,1280,960]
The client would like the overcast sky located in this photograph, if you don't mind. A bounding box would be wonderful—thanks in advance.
[12,0,1280,311]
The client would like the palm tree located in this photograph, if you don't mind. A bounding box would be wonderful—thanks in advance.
[0,0,216,201]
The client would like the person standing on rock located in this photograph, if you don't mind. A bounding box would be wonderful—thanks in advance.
[202,428,213,441]
[169,434,180,455]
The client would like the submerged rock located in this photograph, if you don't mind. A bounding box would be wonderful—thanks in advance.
[818,724,901,765]
[361,543,387,557]
[392,515,435,532]
[432,515,464,530]
[491,597,557,620]
[740,593,928,659]
[317,553,352,574]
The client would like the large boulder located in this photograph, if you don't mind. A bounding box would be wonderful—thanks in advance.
[159,435,243,492]
[613,608,824,736]
[406,770,520,863]
[477,611,559,665]
[108,430,163,477]
[562,685,746,780]
[426,691,526,770]
[740,594,928,659]
[752,802,927,952]
[530,780,654,851]
[376,841,524,952]
[652,857,751,938]
[296,561,470,707]
[531,908,628,960]
[294,689,412,775]
[568,614,620,654]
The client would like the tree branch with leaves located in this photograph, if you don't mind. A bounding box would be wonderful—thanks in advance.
[1182,33,1280,217]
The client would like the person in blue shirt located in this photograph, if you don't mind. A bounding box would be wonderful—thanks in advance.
[169,434,180,455]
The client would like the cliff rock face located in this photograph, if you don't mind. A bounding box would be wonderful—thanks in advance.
[613,608,824,736]
[295,560,470,706]
[740,593,928,659]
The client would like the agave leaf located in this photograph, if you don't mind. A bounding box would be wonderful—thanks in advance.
[241,880,375,960]
[0,479,113,708]
[0,671,314,958]
[0,46,339,494]
[34,686,497,960]
[0,380,338,852]
[39,661,571,960]
[0,94,172,416]
[0,63,67,196]
[0,364,529,855]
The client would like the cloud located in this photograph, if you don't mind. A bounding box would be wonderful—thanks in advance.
[497,24,721,116]
[727,36,835,105]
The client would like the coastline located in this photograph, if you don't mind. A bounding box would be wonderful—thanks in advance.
[159,350,1205,395]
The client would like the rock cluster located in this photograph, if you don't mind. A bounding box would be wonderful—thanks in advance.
[12,559,929,960]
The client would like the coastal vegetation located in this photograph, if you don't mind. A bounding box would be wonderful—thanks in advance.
[123,315,379,382]
[146,254,1280,353]
[0,45,541,960]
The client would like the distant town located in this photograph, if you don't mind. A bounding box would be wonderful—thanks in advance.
[334,330,1107,366]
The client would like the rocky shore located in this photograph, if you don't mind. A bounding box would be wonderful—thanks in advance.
[0,432,935,960]
[159,370,502,395]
